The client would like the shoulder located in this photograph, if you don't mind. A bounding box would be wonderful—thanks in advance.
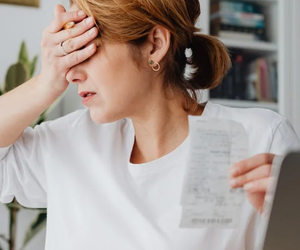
[205,101,300,155]
[35,108,129,135]
[35,108,90,133]
[205,101,283,133]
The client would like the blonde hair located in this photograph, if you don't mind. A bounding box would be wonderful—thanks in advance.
[72,0,231,112]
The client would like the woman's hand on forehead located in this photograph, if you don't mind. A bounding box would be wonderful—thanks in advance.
[37,4,98,94]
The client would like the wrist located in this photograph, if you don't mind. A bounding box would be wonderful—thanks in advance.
[35,74,66,97]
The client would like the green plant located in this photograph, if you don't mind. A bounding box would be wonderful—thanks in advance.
[0,41,64,250]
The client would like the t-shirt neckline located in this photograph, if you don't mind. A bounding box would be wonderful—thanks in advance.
[127,101,212,176]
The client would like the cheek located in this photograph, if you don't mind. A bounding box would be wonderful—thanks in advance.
[97,65,138,97]
[89,47,148,108]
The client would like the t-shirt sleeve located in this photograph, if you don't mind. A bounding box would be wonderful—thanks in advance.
[0,125,48,208]
[269,117,300,155]
[245,117,300,249]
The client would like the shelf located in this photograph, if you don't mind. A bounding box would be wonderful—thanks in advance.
[210,99,278,111]
[208,0,280,113]
[211,0,277,7]
[218,38,278,52]
[237,0,277,6]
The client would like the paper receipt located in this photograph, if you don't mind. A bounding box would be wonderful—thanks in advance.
[180,117,249,228]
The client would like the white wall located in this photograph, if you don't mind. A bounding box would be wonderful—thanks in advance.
[1,0,58,82]
[0,1,73,249]
[0,0,82,120]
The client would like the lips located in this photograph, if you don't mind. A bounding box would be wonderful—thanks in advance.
[79,91,97,98]
[80,91,97,105]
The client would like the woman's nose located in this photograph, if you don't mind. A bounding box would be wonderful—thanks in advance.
[66,67,87,84]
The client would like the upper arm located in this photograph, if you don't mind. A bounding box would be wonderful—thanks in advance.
[0,125,48,208]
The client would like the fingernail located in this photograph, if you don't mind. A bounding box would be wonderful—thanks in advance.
[244,183,253,190]
[231,167,238,176]
[89,28,96,35]
[88,44,95,51]
[86,17,93,24]
[230,179,238,187]
[78,10,85,16]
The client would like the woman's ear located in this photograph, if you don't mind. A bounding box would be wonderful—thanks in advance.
[146,26,171,64]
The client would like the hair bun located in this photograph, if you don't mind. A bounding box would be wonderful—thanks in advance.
[186,34,232,90]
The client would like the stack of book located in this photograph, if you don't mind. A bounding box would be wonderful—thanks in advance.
[245,57,277,102]
[210,53,278,102]
[210,0,266,42]
[210,52,247,100]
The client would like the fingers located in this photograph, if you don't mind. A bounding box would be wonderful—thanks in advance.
[230,164,271,188]
[55,27,98,56]
[61,43,97,69]
[52,15,96,43]
[231,153,275,177]
[229,153,276,214]
[47,5,87,33]
[39,5,98,94]
[243,178,270,193]
[54,16,95,44]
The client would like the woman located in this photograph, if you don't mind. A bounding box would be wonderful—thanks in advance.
[0,0,299,249]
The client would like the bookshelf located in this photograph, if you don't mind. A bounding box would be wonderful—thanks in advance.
[218,38,277,52]
[203,0,280,111]
[197,0,300,136]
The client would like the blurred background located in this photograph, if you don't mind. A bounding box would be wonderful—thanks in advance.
[0,0,299,250]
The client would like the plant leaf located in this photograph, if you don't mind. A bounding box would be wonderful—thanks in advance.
[5,200,22,210]
[0,234,9,250]
[4,62,28,93]
[0,234,9,244]
[18,41,29,65]
[30,55,39,78]
[21,212,47,250]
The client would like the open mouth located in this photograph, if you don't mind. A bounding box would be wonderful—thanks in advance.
[79,91,97,98]
[79,91,97,104]
[83,93,96,98]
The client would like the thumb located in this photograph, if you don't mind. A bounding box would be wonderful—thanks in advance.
[54,4,66,17]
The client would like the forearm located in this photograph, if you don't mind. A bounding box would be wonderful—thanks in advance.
[0,75,61,147]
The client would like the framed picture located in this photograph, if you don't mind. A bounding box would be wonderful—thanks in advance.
[0,0,39,7]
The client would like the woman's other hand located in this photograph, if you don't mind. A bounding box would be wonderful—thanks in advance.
[230,153,275,213]
[38,4,98,95]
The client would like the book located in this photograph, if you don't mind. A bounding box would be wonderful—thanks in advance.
[211,1,263,15]
[218,30,257,41]
[210,0,266,41]
[267,59,278,101]
[210,13,265,28]
[245,60,257,100]
[210,52,247,100]
[258,58,269,101]
[211,23,266,41]
[233,54,246,99]
[244,58,277,102]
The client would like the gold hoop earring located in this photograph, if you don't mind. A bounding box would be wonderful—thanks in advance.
[149,60,161,72]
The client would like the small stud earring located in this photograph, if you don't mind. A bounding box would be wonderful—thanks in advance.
[149,59,161,72]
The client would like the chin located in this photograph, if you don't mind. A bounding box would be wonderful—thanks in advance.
[88,107,122,124]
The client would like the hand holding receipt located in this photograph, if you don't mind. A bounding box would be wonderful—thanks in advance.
[180,117,249,228]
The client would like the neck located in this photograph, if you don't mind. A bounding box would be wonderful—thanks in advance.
[129,98,204,164]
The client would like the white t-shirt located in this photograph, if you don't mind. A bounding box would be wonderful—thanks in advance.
[1,101,299,250]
